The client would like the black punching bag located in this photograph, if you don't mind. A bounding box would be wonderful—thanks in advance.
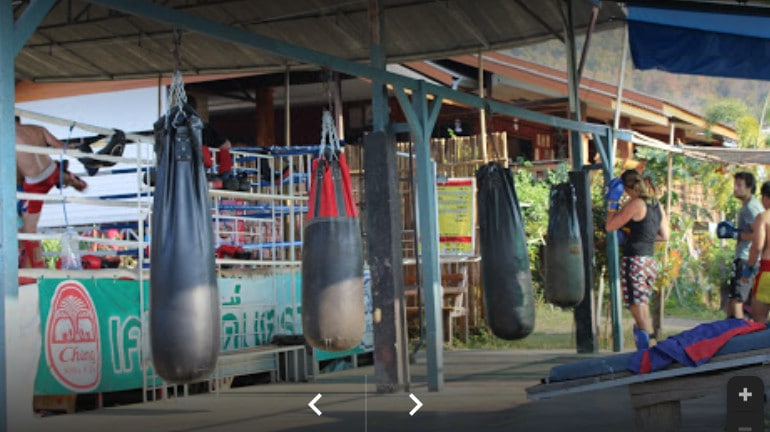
[544,182,585,307]
[476,162,535,340]
[150,104,219,383]
[302,113,364,352]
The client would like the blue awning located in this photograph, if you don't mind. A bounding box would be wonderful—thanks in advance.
[628,5,770,80]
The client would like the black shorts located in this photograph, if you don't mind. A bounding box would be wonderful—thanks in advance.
[729,258,753,302]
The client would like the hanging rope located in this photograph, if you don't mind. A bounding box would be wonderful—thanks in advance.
[59,123,81,269]
[58,123,75,228]
[167,29,187,113]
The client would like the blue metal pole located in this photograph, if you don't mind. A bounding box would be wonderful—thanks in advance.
[410,82,443,391]
[1,1,15,429]
[13,0,57,56]
[597,131,623,352]
[4,3,58,428]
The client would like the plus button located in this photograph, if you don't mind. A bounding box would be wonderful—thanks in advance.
[738,387,753,403]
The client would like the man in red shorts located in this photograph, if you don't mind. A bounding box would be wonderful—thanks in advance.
[744,181,770,323]
[16,116,87,268]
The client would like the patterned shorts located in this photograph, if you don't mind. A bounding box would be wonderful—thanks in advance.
[729,258,753,302]
[621,255,658,307]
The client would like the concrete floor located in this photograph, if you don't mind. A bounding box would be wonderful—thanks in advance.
[14,349,735,432]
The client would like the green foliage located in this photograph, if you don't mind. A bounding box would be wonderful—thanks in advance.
[702,99,761,147]
[511,159,571,292]
[635,146,735,219]
[704,98,749,127]
[736,115,761,148]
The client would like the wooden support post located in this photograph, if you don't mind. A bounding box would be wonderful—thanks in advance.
[634,401,681,432]
[570,170,596,353]
[255,87,275,147]
[364,131,409,393]
[478,51,488,163]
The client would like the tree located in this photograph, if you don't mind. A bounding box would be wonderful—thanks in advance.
[704,98,762,147]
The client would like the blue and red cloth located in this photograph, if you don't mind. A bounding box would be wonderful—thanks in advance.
[628,319,768,374]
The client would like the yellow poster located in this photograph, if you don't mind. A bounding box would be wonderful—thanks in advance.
[437,178,476,256]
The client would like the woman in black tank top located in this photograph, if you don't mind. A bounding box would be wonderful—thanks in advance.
[606,170,670,350]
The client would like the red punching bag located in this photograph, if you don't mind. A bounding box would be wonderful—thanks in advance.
[302,111,364,352]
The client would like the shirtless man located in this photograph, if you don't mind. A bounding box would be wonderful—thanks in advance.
[745,180,770,323]
[16,116,87,268]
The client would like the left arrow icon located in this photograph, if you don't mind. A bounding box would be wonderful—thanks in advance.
[308,393,323,416]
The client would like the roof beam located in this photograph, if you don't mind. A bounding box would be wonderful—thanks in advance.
[13,0,57,56]
[514,0,565,44]
[84,0,617,139]
[439,0,489,49]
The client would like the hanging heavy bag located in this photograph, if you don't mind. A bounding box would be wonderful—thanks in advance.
[544,182,585,307]
[302,110,364,352]
[150,102,219,383]
[476,162,535,340]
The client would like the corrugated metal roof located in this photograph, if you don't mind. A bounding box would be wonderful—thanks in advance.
[632,131,770,166]
[15,0,625,82]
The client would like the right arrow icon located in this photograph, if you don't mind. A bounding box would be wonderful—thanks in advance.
[409,393,423,416]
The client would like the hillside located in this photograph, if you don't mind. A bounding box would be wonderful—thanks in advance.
[510,28,770,121]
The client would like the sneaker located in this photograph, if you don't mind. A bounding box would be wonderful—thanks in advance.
[223,176,240,191]
[237,172,251,192]
[633,326,650,350]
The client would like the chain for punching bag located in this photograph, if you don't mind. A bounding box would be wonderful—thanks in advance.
[149,30,219,383]
[302,110,365,352]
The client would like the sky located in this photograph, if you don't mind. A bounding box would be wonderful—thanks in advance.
[16,87,165,140]
[16,86,163,229]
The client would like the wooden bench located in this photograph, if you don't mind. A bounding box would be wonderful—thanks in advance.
[404,267,469,345]
[33,394,77,414]
[526,348,770,432]
[209,344,308,392]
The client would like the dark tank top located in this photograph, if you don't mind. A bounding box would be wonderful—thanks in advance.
[623,202,662,257]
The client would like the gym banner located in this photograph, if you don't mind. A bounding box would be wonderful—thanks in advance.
[218,271,302,351]
[34,272,305,395]
[437,178,476,256]
[35,278,147,395]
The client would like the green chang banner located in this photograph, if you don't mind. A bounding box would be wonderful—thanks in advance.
[34,270,363,395]
[35,278,147,395]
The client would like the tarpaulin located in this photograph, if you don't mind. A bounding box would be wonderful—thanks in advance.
[628,5,770,80]
[628,319,767,374]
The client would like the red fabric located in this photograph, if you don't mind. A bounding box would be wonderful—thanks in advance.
[20,240,44,268]
[81,254,103,269]
[307,153,358,220]
[216,244,244,258]
[202,145,213,169]
[202,146,233,174]
[217,148,233,174]
[752,259,770,295]
[685,320,767,363]
[22,164,61,214]
[629,319,768,374]
[639,350,652,374]
[18,277,37,285]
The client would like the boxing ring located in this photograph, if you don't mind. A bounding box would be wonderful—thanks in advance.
[10,108,371,421]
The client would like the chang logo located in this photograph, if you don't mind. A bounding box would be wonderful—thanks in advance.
[45,280,101,391]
